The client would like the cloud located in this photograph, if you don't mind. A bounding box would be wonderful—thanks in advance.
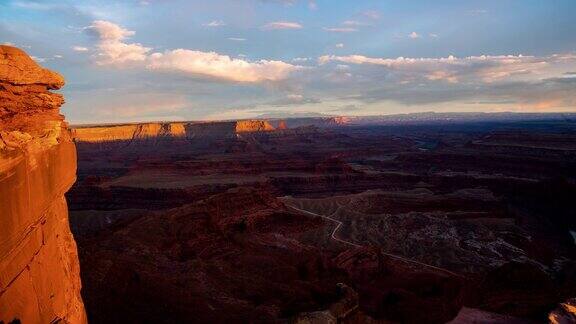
[335,43,344,48]
[203,20,226,27]
[30,56,46,63]
[342,20,366,26]
[468,9,488,15]
[409,32,421,39]
[262,21,303,30]
[313,52,576,111]
[330,104,362,113]
[267,94,320,106]
[72,46,89,52]
[228,37,246,41]
[86,20,150,65]
[323,27,358,33]
[147,49,302,82]
[86,20,134,41]
[318,54,574,84]
[83,20,300,83]
[11,1,62,10]
[260,0,317,10]
[362,10,381,20]
[95,41,151,65]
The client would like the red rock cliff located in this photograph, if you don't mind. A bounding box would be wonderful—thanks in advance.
[72,120,275,143]
[0,46,86,323]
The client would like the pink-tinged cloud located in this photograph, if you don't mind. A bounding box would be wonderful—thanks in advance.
[86,20,135,41]
[147,49,302,82]
[318,54,576,83]
[86,20,150,65]
[72,46,89,52]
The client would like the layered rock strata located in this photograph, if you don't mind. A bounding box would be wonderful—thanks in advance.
[0,45,86,323]
[72,119,275,143]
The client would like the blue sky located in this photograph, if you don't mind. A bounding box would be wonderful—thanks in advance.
[1,0,576,123]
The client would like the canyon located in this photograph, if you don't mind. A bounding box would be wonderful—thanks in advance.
[68,113,576,323]
[0,46,86,323]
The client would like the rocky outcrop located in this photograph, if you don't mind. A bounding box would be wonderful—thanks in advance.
[448,307,530,324]
[0,46,86,323]
[548,299,576,324]
[235,119,275,132]
[72,120,275,143]
[294,284,370,324]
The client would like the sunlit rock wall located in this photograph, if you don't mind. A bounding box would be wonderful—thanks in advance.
[72,120,276,143]
[0,45,86,323]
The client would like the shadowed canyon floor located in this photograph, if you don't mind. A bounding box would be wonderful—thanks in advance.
[67,116,576,323]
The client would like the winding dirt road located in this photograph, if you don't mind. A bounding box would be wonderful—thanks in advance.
[285,204,463,278]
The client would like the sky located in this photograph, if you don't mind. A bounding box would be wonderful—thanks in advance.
[1,0,576,123]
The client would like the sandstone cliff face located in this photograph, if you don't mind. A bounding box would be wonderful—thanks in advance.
[72,120,275,143]
[0,46,86,323]
[71,122,187,143]
[235,119,274,133]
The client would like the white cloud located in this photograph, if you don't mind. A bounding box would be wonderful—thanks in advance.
[342,20,366,26]
[335,43,344,48]
[287,94,304,100]
[86,20,134,41]
[262,21,303,30]
[323,27,358,33]
[228,37,246,41]
[84,20,299,83]
[203,20,226,27]
[318,54,576,84]
[96,41,151,65]
[429,33,439,38]
[409,32,421,39]
[86,20,150,65]
[30,56,46,63]
[147,49,302,82]
[72,46,89,52]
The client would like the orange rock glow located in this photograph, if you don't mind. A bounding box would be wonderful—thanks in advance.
[0,45,86,323]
